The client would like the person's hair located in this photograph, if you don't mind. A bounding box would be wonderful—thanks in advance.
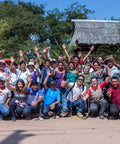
[12,62,17,67]
[111,76,119,81]
[58,61,63,65]
[93,61,100,66]
[15,79,25,93]
[77,75,85,81]
[31,81,38,86]
[76,63,82,68]
[68,61,75,70]
[19,61,26,66]
[90,77,98,83]
[83,65,90,70]
[45,59,51,63]
[73,55,78,59]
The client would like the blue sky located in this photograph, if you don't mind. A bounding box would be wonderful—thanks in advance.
[3,0,120,19]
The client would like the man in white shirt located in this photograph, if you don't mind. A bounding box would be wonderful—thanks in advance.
[62,75,87,118]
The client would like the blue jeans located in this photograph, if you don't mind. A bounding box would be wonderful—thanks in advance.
[43,103,62,116]
[0,104,10,118]
[62,98,86,113]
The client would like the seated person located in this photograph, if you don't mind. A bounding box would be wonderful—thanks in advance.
[0,77,11,120]
[107,76,120,118]
[82,71,111,119]
[43,70,62,119]
[23,81,43,120]
[62,75,87,118]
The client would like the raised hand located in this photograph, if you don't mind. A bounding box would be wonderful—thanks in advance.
[5,73,10,80]
[78,51,82,58]
[47,69,51,76]
[107,89,112,97]
[19,50,23,57]
[46,46,51,51]
[27,75,32,82]
[34,46,39,52]
[62,44,66,49]
[43,48,47,53]
[10,56,15,63]
[90,45,94,51]
[35,63,39,69]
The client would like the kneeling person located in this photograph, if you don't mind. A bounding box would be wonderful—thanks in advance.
[0,77,11,120]
[23,81,43,120]
[43,70,62,119]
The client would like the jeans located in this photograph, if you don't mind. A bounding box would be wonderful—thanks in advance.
[62,98,86,113]
[89,99,107,116]
[23,102,43,117]
[43,103,62,116]
[110,103,119,116]
[0,104,10,118]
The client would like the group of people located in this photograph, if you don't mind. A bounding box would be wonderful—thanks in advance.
[0,44,120,121]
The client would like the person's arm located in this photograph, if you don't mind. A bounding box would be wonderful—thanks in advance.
[34,46,42,65]
[9,56,15,73]
[47,46,52,61]
[4,96,11,108]
[5,74,15,91]
[83,45,94,62]
[63,56,68,72]
[43,69,52,90]
[105,70,111,83]
[81,88,91,101]
[23,75,32,93]
[43,48,47,61]
[19,50,25,62]
[34,63,40,77]
[62,44,70,62]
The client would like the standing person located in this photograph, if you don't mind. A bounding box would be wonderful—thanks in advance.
[82,71,111,119]
[34,46,52,89]
[62,75,87,118]
[43,70,62,119]
[66,62,77,84]
[107,76,120,119]
[23,81,43,120]
[0,77,11,120]
[6,75,31,121]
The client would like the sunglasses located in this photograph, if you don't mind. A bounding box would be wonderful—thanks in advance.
[77,78,84,81]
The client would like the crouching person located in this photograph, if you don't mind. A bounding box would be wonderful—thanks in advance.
[43,70,62,119]
[82,71,111,119]
[23,81,43,120]
[107,76,120,119]
[62,75,87,118]
[0,77,11,120]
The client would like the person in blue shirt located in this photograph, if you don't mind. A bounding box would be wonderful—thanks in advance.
[23,81,43,120]
[43,69,62,119]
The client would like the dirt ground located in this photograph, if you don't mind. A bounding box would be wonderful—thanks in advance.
[0,116,120,144]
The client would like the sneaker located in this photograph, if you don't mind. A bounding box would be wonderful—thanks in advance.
[39,117,44,121]
[62,111,68,117]
[99,115,105,119]
[77,113,84,118]
[55,115,60,119]
[26,114,31,120]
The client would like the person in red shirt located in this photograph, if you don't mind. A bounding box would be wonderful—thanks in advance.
[81,71,111,119]
[107,76,120,118]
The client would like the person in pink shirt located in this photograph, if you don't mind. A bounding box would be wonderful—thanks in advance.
[81,71,111,119]
[107,76,120,119]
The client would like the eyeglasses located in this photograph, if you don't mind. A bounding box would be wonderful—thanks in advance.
[77,78,84,81]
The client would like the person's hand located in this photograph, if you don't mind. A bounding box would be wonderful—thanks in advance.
[32,101,38,107]
[47,69,51,76]
[46,46,51,51]
[10,56,15,63]
[81,93,86,101]
[108,70,112,77]
[62,44,66,49]
[107,89,112,97]
[5,73,10,80]
[50,103,55,110]
[4,104,9,109]
[78,51,82,58]
[19,50,23,57]
[90,45,94,51]
[70,54,73,60]
[63,55,66,61]
[0,50,4,54]
[35,63,39,69]
[43,48,47,53]
[34,46,39,52]
[27,75,32,82]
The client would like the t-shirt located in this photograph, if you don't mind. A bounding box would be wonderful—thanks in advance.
[0,87,11,104]
[0,70,7,79]
[67,83,87,102]
[17,69,30,83]
[44,87,60,106]
[26,87,43,105]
